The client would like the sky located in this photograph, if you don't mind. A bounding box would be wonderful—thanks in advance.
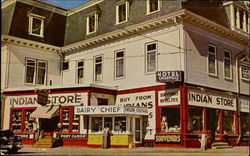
[1,0,89,9]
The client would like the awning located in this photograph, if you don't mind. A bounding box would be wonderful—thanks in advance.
[30,105,59,119]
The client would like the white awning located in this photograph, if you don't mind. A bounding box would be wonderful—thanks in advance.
[30,105,59,119]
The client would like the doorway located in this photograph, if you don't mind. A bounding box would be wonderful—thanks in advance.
[39,116,60,132]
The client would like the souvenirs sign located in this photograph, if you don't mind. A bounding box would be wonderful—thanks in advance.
[155,134,181,143]
[158,89,180,106]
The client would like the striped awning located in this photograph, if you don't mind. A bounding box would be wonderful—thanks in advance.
[30,105,59,119]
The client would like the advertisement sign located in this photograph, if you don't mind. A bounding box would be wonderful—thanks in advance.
[60,134,86,139]
[158,89,180,106]
[156,71,183,83]
[116,91,155,140]
[155,134,181,143]
[6,92,88,108]
[239,98,249,113]
[188,89,236,111]
[37,90,49,106]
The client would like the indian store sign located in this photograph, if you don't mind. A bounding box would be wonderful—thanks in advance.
[7,93,88,108]
[155,134,181,143]
[115,91,155,140]
[239,98,249,113]
[188,89,236,111]
[158,89,180,106]
[74,106,148,115]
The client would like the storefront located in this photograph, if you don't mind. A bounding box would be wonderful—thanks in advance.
[239,97,249,146]
[74,105,148,148]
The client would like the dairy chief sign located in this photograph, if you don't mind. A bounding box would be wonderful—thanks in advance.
[188,89,236,111]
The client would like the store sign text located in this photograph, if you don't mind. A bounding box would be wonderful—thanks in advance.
[156,71,183,83]
[61,134,86,139]
[188,90,236,111]
[239,98,249,113]
[155,134,181,143]
[158,89,180,106]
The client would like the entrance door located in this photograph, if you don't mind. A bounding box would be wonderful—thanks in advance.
[40,116,60,132]
[135,118,141,142]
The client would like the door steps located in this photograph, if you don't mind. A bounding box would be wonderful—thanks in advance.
[32,136,53,148]
[212,142,232,149]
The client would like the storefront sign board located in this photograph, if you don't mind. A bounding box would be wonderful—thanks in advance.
[156,71,183,83]
[115,91,155,140]
[158,89,180,106]
[155,134,181,143]
[6,92,88,108]
[188,89,236,111]
[239,98,249,113]
[60,134,86,139]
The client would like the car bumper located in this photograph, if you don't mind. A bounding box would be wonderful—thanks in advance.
[0,144,23,150]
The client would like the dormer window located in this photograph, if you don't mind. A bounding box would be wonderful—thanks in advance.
[86,13,98,35]
[147,0,161,15]
[116,1,129,24]
[28,13,45,37]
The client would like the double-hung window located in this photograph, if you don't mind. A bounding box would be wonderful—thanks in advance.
[115,50,125,78]
[116,1,129,24]
[223,50,232,79]
[94,56,103,82]
[208,44,217,75]
[76,60,84,84]
[28,13,45,37]
[146,42,157,73]
[147,0,161,14]
[86,13,98,35]
[25,58,47,85]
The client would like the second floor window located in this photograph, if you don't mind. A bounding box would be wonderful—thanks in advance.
[86,13,98,35]
[25,58,47,85]
[224,50,232,79]
[94,56,103,82]
[146,42,157,73]
[241,65,249,81]
[115,50,125,78]
[147,0,160,14]
[28,14,45,37]
[116,1,129,24]
[77,60,84,84]
[208,45,217,75]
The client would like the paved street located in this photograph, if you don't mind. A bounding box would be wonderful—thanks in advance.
[1,146,249,156]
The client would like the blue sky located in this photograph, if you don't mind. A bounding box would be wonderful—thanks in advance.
[1,0,89,9]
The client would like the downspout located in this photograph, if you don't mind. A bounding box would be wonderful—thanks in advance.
[57,48,64,86]
[5,46,10,89]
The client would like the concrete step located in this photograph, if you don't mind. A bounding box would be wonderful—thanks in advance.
[212,142,232,149]
[32,144,53,148]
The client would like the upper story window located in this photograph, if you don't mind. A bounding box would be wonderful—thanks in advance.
[63,61,69,71]
[224,50,232,79]
[115,50,125,79]
[25,58,47,85]
[207,44,217,76]
[94,56,103,82]
[28,13,45,37]
[86,13,98,35]
[146,42,157,73]
[116,1,129,24]
[241,65,249,81]
[147,0,161,14]
[76,60,84,84]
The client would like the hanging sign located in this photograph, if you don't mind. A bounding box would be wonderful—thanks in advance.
[156,71,184,83]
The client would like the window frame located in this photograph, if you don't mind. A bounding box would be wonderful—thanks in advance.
[207,44,218,76]
[145,42,157,74]
[240,64,250,81]
[76,60,84,84]
[25,58,47,85]
[114,49,125,79]
[223,49,233,80]
[28,13,45,37]
[116,1,129,25]
[94,55,103,83]
[60,106,80,134]
[86,12,98,35]
[146,0,161,15]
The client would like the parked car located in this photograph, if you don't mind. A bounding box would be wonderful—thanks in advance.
[0,130,23,153]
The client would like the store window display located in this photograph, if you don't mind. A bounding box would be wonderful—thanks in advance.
[188,107,203,132]
[160,108,180,132]
[240,113,249,135]
[223,110,235,133]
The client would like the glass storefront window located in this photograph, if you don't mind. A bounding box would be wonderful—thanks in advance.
[160,108,180,132]
[206,108,220,133]
[240,113,249,135]
[62,108,70,132]
[24,110,35,132]
[104,117,112,130]
[72,112,80,132]
[92,117,103,132]
[114,117,126,132]
[12,110,22,132]
[188,107,203,132]
[223,110,235,133]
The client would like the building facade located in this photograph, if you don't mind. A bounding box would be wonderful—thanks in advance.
[1,0,249,148]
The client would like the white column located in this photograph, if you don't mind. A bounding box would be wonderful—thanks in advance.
[230,5,235,28]
[236,7,240,28]
[243,11,247,31]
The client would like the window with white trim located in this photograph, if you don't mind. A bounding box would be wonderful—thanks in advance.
[208,45,217,75]
[241,65,249,81]
[223,50,232,79]
[86,13,98,35]
[116,1,129,24]
[146,42,157,73]
[76,60,84,84]
[147,0,161,14]
[94,56,103,82]
[115,50,125,78]
[25,58,47,85]
[28,13,45,37]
